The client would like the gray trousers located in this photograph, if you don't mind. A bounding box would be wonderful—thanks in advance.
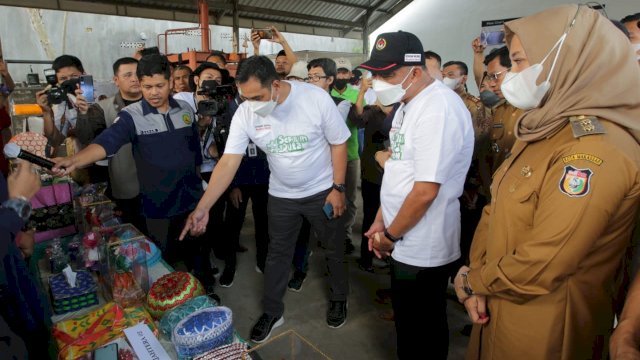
[264,188,348,317]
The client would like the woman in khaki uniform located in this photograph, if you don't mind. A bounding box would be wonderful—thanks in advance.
[453,5,640,359]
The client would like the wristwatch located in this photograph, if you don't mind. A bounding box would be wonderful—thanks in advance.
[384,229,403,242]
[332,183,346,193]
[1,196,32,222]
[461,271,474,296]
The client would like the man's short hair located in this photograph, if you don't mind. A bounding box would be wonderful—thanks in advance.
[207,50,227,65]
[307,58,337,80]
[137,54,171,80]
[112,57,139,75]
[424,51,441,67]
[483,46,511,68]
[52,55,84,73]
[276,50,286,59]
[621,12,640,27]
[174,65,192,74]
[442,61,468,76]
[138,46,160,57]
[236,55,279,87]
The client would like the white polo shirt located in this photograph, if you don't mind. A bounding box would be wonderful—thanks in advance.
[224,81,351,198]
[381,80,474,267]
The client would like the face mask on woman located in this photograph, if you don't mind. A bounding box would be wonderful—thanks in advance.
[500,32,568,110]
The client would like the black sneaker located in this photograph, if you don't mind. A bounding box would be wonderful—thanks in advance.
[356,259,374,273]
[219,268,235,288]
[250,313,284,343]
[327,300,347,328]
[287,271,306,292]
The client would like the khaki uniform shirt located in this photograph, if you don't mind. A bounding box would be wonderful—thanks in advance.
[466,117,640,360]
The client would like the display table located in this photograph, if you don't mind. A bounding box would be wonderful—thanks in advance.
[246,330,331,360]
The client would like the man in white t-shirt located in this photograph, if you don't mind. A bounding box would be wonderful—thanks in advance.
[180,56,351,343]
[361,31,474,359]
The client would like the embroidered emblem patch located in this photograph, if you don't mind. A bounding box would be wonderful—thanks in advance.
[559,165,592,197]
[376,38,387,51]
[182,113,192,125]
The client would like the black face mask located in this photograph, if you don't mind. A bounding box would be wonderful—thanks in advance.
[480,90,501,108]
[334,79,348,90]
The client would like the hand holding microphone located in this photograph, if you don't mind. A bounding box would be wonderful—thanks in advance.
[3,143,70,176]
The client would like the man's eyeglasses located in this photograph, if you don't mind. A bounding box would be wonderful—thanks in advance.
[486,68,511,82]
[305,75,328,82]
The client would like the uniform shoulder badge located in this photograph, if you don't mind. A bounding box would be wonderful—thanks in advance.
[569,115,605,138]
[182,113,192,125]
[559,165,592,197]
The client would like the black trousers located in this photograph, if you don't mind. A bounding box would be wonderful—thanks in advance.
[391,258,453,360]
[114,194,148,235]
[224,184,270,271]
[360,179,381,268]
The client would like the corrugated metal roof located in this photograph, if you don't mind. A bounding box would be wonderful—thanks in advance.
[0,0,412,40]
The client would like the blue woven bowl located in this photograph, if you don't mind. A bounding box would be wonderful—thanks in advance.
[172,306,234,358]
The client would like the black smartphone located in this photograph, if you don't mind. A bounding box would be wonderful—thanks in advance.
[383,139,391,150]
[322,203,334,220]
[80,75,95,103]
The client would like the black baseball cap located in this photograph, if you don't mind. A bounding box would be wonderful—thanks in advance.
[359,31,425,72]
[190,62,231,89]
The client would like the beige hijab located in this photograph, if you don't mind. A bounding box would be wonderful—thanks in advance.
[504,4,640,142]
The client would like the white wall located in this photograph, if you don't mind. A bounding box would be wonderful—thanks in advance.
[370,0,638,95]
[0,6,362,83]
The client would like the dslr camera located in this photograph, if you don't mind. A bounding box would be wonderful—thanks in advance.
[44,68,80,105]
[196,80,235,116]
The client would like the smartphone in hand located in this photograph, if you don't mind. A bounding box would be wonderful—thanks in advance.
[252,28,273,40]
[322,203,334,220]
[80,75,95,103]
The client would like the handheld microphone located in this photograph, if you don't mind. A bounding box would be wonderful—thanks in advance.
[3,143,57,170]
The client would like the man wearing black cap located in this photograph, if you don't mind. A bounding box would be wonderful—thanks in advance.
[361,31,474,359]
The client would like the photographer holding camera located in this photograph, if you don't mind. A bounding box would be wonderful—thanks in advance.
[36,55,103,184]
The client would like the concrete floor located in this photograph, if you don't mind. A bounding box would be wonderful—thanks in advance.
[214,196,471,360]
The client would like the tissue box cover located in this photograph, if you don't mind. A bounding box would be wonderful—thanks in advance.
[147,271,205,319]
[172,306,234,359]
[49,270,98,314]
[53,302,157,360]
[159,295,219,337]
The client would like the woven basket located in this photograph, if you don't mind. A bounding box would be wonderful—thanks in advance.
[172,306,234,359]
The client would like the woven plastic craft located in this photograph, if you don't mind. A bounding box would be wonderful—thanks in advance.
[159,295,219,337]
[147,271,204,319]
[49,270,98,314]
[172,306,234,359]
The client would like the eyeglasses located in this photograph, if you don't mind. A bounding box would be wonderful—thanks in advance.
[486,68,510,83]
[305,75,328,82]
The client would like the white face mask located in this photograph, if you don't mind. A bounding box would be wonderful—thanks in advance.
[442,77,461,90]
[248,86,278,117]
[501,33,567,110]
[633,43,640,61]
[372,67,415,106]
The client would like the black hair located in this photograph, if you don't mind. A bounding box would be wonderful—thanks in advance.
[307,58,336,83]
[276,50,286,58]
[611,20,631,39]
[174,65,193,74]
[136,54,171,80]
[52,55,84,73]
[112,57,139,75]
[424,51,441,66]
[236,55,279,87]
[138,46,160,57]
[483,46,511,68]
[442,61,468,75]
[621,12,640,28]
[206,50,227,65]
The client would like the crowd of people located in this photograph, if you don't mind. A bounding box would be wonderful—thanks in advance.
[1,4,640,359]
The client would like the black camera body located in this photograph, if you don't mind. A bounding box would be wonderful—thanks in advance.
[44,70,80,105]
[196,80,235,116]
